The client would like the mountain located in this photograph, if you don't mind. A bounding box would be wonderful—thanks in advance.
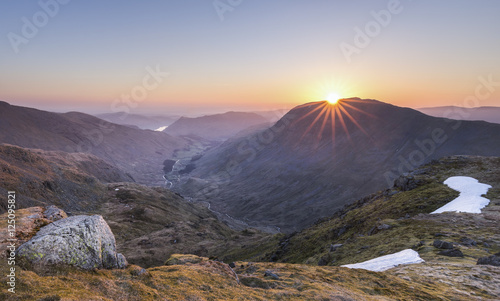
[0,101,188,184]
[175,98,500,232]
[96,112,180,130]
[417,106,500,124]
[163,111,269,141]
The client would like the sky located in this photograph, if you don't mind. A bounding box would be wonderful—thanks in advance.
[1,0,499,115]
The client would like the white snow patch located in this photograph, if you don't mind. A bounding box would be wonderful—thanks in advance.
[115,188,120,191]
[341,249,424,272]
[431,176,491,214]
[155,126,168,132]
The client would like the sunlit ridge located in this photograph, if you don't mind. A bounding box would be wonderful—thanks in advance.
[292,98,376,150]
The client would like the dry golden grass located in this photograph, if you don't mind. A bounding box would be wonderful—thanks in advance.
[0,254,478,300]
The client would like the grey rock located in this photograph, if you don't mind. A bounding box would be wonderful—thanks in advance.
[477,255,500,266]
[433,240,454,249]
[17,215,127,270]
[43,205,67,221]
[377,224,391,230]
[438,248,464,257]
[330,243,343,252]
[264,270,280,280]
[460,237,477,247]
[394,174,420,191]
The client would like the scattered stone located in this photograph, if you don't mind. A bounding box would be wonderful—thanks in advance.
[377,224,391,230]
[412,241,425,249]
[17,215,127,270]
[43,206,67,222]
[438,248,464,257]
[477,254,500,266]
[460,237,477,247]
[229,262,236,268]
[246,264,257,274]
[130,265,150,277]
[433,240,454,249]
[394,174,420,191]
[264,270,280,280]
[330,243,343,252]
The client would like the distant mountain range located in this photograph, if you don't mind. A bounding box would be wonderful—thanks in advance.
[95,112,180,130]
[0,101,187,184]
[417,106,500,124]
[176,98,500,232]
[163,111,270,141]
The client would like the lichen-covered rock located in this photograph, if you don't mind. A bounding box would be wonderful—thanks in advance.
[16,215,127,270]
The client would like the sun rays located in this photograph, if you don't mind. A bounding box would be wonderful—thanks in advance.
[291,98,377,150]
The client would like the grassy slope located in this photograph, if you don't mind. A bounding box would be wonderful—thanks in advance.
[263,156,500,266]
[0,254,478,301]
[94,183,277,268]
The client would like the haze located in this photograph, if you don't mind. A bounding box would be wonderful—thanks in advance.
[1,0,499,115]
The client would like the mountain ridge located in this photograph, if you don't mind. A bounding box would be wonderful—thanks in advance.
[175,98,500,232]
[0,101,188,184]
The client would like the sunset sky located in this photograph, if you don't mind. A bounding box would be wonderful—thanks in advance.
[1,0,499,115]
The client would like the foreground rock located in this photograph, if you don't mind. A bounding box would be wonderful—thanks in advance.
[17,215,127,270]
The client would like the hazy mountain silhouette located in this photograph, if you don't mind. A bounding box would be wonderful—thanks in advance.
[418,106,500,124]
[163,111,269,141]
[96,112,180,130]
[0,101,187,184]
[177,98,500,232]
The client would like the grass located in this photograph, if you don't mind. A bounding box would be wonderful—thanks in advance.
[0,255,479,300]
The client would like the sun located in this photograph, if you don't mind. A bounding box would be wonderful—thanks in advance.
[326,93,340,104]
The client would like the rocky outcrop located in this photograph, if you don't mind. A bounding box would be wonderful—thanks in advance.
[438,249,464,257]
[17,215,127,270]
[433,240,454,249]
[477,253,500,266]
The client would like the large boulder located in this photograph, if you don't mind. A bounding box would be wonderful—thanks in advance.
[17,215,127,270]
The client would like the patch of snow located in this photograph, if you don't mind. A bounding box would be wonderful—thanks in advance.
[341,249,424,272]
[155,126,168,131]
[115,188,119,191]
[431,176,491,214]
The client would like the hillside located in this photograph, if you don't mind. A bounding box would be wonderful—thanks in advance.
[0,144,275,267]
[174,99,500,232]
[1,155,499,300]
[261,155,500,266]
[0,101,188,184]
[163,111,269,141]
[0,144,132,213]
